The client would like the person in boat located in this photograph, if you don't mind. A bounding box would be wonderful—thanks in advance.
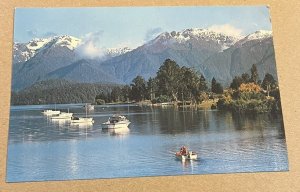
[180,146,188,156]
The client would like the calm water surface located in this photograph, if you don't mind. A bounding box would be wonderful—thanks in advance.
[7,104,288,182]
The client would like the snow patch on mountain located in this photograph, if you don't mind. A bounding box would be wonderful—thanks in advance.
[246,30,272,40]
[26,38,52,51]
[105,47,132,57]
[55,35,81,50]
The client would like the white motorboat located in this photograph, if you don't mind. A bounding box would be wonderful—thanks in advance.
[102,115,130,129]
[51,112,73,119]
[71,105,94,124]
[42,110,60,116]
[71,116,94,124]
[175,146,198,161]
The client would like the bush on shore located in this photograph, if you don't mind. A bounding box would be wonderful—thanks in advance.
[217,83,280,113]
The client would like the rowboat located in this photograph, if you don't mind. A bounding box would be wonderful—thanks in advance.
[175,146,198,161]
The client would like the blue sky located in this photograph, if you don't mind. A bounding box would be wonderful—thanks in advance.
[14,6,272,48]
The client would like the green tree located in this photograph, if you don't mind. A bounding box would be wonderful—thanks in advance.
[261,73,277,90]
[241,73,250,83]
[230,76,243,90]
[156,59,181,101]
[250,64,259,83]
[211,77,223,94]
[111,87,122,102]
[180,66,196,100]
[146,77,158,100]
[130,76,146,102]
[121,85,131,102]
[199,74,208,92]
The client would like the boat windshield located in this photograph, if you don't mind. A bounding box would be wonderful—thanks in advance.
[72,116,79,120]
[110,116,126,122]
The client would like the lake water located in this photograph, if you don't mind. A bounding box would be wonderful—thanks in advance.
[6,104,289,182]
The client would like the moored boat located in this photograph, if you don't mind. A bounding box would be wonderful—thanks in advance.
[71,116,94,124]
[71,104,94,124]
[51,112,73,119]
[102,115,130,129]
[42,110,61,116]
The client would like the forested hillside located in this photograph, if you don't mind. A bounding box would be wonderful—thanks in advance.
[11,79,120,105]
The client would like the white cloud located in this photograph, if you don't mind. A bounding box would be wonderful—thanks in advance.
[144,27,163,42]
[208,24,243,37]
[76,31,106,59]
[26,29,38,37]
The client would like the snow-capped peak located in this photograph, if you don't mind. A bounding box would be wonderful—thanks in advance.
[235,30,272,47]
[147,28,240,51]
[54,35,81,50]
[155,28,239,43]
[26,38,52,51]
[13,35,82,64]
[246,30,272,40]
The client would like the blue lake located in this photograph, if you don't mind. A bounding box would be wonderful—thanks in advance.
[6,104,288,182]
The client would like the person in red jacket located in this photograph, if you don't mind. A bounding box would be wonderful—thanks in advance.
[180,146,188,155]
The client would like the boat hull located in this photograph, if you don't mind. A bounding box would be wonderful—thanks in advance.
[175,152,198,161]
[102,122,130,129]
[42,110,61,116]
[51,113,73,119]
[71,118,94,124]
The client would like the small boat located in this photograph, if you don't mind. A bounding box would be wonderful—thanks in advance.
[102,115,130,129]
[71,116,94,124]
[42,110,60,116]
[71,105,94,124]
[175,146,198,161]
[51,112,73,119]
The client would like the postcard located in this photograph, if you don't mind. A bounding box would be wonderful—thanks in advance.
[7,6,288,182]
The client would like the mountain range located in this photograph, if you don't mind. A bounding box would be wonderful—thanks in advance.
[12,28,276,91]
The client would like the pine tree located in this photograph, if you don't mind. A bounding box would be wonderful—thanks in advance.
[250,64,259,83]
[156,59,181,101]
[130,76,146,102]
[211,77,223,94]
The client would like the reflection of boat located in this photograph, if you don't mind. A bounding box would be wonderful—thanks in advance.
[51,112,73,119]
[71,116,94,124]
[175,146,198,161]
[101,115,130,129]
[42,110,60,116]
[113,127,130,134]
[109,127,130,135]
[51,118,71,126]
[70,121,94,128]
